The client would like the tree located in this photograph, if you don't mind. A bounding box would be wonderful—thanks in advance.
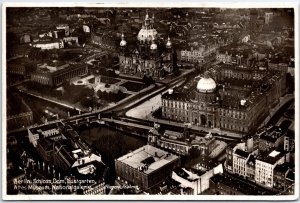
[172,50,178,71]
[143,75,154,86]
[188,147,201,160]
[76,28,87,45]
[7,32,19,47]
[24,62,37,74]
[80,96,93,108]
[286,73,294,93]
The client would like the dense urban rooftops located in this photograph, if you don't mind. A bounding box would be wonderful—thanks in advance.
[29,121,64,135]
[259,126,285,143]
[210,173,275,195]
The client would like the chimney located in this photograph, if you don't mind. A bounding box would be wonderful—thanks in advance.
[240,99,246,106]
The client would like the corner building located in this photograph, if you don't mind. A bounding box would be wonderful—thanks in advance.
[115,145,180,191]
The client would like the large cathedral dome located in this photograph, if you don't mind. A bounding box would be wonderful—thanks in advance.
[137,12,158,42]
[137,26,158,42]
[196,73,216,93]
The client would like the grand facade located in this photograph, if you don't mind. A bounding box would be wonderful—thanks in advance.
[30,63,88,86]
[118,12,176,79]
[162,65,286,134]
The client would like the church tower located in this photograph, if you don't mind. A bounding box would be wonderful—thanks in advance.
[166,36,172,61]
[150,39,158,59]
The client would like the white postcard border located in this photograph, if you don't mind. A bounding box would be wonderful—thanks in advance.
[2,2,299,201]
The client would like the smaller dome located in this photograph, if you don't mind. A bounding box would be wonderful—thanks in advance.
[120,40,127,47]
[150,41,157,50]
[120,33,127,47]
[166,36,172,48]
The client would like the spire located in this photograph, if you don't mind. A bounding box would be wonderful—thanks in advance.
[145,10,150,27]
[166,36,172,48]
[145,9,149,20]
[204,71,210,79]
[151,13,155,27]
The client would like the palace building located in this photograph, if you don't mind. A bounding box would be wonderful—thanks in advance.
[118,12,176,79]
[161,64,286,134]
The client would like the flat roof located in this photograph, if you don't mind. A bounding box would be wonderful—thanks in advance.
[269,150,280,157]
[257,150,286,165]
[117,145,179,175]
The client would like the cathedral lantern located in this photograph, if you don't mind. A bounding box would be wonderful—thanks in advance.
[120,33,127,47]
[120,33,127,55]
[166,36,172,49]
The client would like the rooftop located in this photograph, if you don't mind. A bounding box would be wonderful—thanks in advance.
[274,163,291,174]
[257,149,286,165]
[235,148,249,158]
[117,145,179,175]
[28,121,64,135]
[37,61,69,73]
[210,173,275,195]
[259,126,285,143]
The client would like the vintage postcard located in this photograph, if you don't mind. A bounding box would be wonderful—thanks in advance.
[2,2,298,201]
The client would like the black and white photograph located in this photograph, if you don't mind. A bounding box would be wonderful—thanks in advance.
[2,3,298,200]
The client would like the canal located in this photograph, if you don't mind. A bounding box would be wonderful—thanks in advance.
[268,99,294,126]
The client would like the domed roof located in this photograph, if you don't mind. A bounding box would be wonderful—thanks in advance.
[196,73,216,93]
[150,41,157,50]
[120,39,127,47]
[137,12,158,42]
[120,33,127,47]
[166,36,172,48]
[137,27,158,42]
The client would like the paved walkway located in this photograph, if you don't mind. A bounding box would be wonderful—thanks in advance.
[148,116,243,138]
[19,89,84,112]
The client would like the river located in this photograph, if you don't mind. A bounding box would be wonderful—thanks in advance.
[77,124,146,185]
